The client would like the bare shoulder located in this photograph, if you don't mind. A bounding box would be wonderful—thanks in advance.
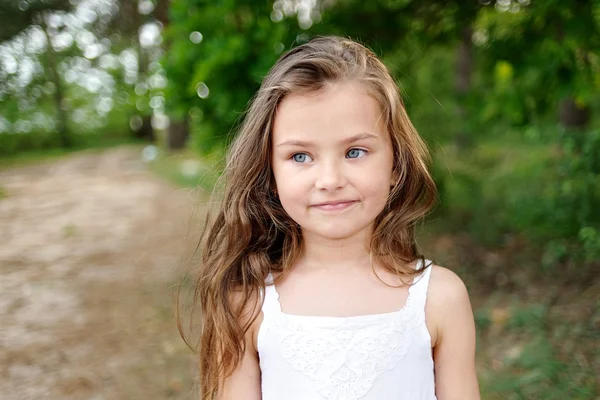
[427,264,471,307]
[425,264,474,346]
[426,265,480,398]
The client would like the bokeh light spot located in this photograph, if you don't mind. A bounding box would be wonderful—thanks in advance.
[189,31,203,44]
[196,82,209,99]
[270,10,283,22]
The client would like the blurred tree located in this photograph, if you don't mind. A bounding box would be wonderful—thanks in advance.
[310,0,485,147]
[468,1,600,267]
[163,0,492,152]
[311,0,481,49]
[163,0,299,153]
[110,0,158,142]
[110,0,139,36]
[0,0,71,42]
[152,0,190,150]
[39,13,70,147]
[0,0,74,147]
[477,0,600,129]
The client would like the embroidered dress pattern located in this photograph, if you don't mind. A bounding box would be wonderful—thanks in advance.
[262,271,426,400]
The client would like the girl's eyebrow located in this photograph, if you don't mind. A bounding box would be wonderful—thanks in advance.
[276,132,378,147]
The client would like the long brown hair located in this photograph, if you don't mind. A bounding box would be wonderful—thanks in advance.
[183,36,437,400]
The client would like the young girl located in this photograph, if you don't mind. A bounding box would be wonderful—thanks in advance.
[191,36,480,400]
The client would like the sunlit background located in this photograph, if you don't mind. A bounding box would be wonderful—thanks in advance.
[1,0,598,399]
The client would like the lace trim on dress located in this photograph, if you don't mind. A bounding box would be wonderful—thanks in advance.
[263,267,427,400]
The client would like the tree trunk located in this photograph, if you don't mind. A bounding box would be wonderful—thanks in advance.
[454,27,473,149]
[455,28,473,95]
[154,0,169,26]
[135,46,155,142]
[133,114,154,142]
[129,0,155,142]
[114,0,137,36]
[41,14,70,147]
[558,97,590,129]
[167,117,190,150]
[154,0,188,150]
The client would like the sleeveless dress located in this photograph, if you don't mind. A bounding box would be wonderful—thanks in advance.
[258,259,437,400]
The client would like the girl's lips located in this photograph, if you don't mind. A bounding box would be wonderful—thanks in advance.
[312,200,358,211]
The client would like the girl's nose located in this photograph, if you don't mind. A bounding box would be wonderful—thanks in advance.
[315,160,346,191]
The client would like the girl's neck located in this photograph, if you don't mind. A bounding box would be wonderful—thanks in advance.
[298,229,371,271]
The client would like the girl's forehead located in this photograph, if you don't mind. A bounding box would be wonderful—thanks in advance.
[272,82,388,144]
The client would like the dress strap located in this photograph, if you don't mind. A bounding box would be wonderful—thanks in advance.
[262,273,282,314]
[410,258,433,313]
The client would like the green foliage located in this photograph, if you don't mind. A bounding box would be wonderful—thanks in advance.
[507,304,548,333]
[148,150,220,192]
[579,226,600,261]
[486,337,574,399]
[536,128,600,265]
[475,300,599,399]
[476,0,600,120]
[437,123,600,268]
[434,129,554,245]
[0,0,71,42]
[163,0,300,154]
[473,308,492,332]
[0,92,138,157]
[313,0,481,51]
[0,130,62,156]
[0,133,143,169]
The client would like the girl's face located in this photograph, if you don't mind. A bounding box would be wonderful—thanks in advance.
[271,82,394,242]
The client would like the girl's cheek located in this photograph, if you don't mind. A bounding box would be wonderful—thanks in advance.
[365,176,393,201]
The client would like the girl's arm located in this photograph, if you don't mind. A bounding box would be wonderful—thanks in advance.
[218,329,262,399]
[428,266,480,400]
[217,298,262,400]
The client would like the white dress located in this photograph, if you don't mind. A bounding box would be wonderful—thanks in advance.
[258,259,437,400]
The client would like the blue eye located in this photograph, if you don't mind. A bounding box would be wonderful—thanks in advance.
[292,153,312,163]
[346,148,367,159]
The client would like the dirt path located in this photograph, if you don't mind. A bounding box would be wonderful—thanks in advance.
[0,147,201,399]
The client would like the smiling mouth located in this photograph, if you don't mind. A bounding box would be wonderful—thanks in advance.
[311,200,359,211]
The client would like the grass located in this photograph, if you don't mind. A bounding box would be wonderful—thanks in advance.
[0,147,76,170]
[423,128,599,399]
[0,132,220,196]
[0,134,144,170]
[424,221,599,399]
[147,149,221,193]
[474,301,599,399]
